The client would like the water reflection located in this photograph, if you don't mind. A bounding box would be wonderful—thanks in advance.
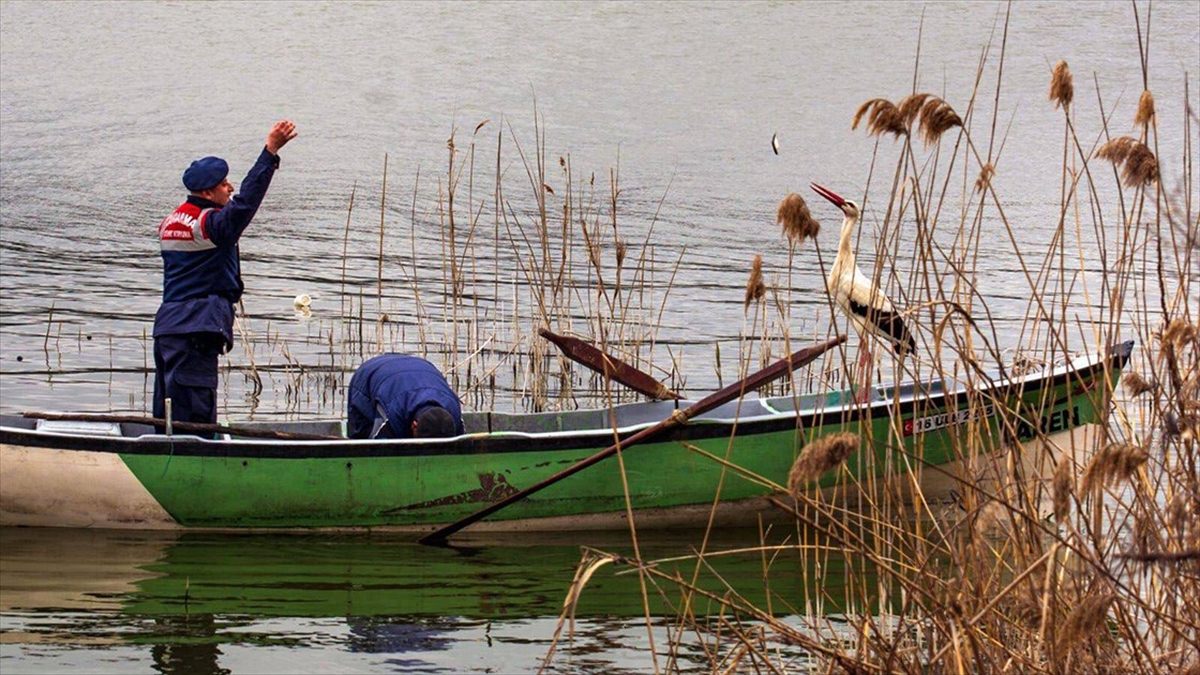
[147,616,229,675]
[0,527,860,673]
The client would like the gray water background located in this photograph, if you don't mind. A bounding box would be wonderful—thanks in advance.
[1,2,1198,673]
[2,0,1196,419]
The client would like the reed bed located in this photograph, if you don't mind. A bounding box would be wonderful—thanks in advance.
[540,6,1198,673]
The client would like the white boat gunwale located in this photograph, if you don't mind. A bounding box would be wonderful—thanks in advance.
[0,341,1133,459]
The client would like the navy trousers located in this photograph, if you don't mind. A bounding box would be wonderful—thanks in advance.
[152,333,222,425]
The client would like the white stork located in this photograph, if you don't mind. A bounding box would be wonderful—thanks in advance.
[809,182,915,402]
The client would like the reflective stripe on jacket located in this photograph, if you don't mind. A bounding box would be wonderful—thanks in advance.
[154,147,280,346]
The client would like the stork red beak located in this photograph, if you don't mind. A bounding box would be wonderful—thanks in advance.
[809,182,846,208]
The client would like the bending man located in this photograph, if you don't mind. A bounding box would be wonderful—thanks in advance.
[347,354,464,439]
[152,120,298,425]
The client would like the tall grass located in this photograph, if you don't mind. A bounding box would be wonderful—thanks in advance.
[541,5,1197,673]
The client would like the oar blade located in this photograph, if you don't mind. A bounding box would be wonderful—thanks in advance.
[539,329,680,400]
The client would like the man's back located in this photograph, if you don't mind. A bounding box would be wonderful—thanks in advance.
[347,354,463,439]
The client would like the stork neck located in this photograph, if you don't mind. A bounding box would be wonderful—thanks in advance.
[837,212,859,265]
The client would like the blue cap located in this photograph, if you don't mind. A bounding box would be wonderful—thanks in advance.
[182,156,229,191]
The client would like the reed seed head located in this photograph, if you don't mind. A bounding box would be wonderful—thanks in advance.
[1080,441,1148,494]
[776,193,821,245]
[1096,136,1159,187]
[917,98,963,146]
[1160,318,1198,352]
[1135,89,1156,127]
[1180,376,1200,408]
[975,163,996,193]
[852,98,907,139]
[615,239,628,269]
[898,93,934,126]
[1177,414,1199,442]
[788,432,859,494]
[744,254,766,310]
[1055,592,1114,654]
[1167,493,1198,540]
[1052,456,1074,524]
[1049,60,1074,110]
[1121,372,1157,398]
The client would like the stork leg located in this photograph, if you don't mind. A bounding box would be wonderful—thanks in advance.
[855,342,873,404]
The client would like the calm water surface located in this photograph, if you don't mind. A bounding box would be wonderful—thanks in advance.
[2,0,1195,417]
[1,1,1197,672]
[0,527,858,673]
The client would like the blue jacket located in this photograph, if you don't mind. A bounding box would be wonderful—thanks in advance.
[348,355,465,439]
[153,147,280,347]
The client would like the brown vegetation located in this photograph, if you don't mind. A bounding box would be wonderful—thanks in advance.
[775,192,821,245]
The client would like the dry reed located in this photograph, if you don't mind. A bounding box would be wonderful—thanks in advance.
[1079,441,1149,494]
[1135,89,1155,127]
[776,193,820,245]
[916,96,962,145]
[539,13,1200,672]
[1096,136,1160,187]
[1121,371,1157,397]
[1052,455,1073,523]
[975,162,995,193]
[1054,591,1115,655]
[547,15,1199,671]
[787,432,858,495]
[898,92,933,125]
[973,499,1010,537]
[1049,60,1073,109]
[743,255,766,310]
[1160,317,1198,351]
[851,98,907,138]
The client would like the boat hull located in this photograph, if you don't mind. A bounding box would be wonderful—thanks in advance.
[0,423,1096,532]
[0,344,1130,532]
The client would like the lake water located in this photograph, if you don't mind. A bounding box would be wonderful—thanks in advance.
[0,526,863,674]
[1,0,1196,672]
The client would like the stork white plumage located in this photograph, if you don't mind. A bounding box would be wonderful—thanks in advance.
[810,182,915,402]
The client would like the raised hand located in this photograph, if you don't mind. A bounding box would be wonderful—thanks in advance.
[265,119,298,154]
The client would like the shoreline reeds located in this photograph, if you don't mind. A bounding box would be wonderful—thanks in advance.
[542,4,1197,672]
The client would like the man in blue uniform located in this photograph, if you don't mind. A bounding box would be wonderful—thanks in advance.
[152,119,298,425]
[347,354,464,439]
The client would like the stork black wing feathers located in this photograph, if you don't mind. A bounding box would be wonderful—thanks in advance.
[848,298,916,355]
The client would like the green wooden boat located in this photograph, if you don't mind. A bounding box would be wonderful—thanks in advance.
[0,341,1132,533]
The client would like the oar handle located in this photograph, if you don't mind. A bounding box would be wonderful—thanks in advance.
[539,329,680,400]
[418,334,844,545]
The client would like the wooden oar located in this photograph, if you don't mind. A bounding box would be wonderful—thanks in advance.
[418,334,845,545]
[21,411,340,441]
[539,328,681,400]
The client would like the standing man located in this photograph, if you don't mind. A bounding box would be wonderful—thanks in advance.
[152,120,298,425]
[347,354,465,439]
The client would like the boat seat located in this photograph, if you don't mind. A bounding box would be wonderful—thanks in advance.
[227,419,346,438]
[35,419,122,436]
